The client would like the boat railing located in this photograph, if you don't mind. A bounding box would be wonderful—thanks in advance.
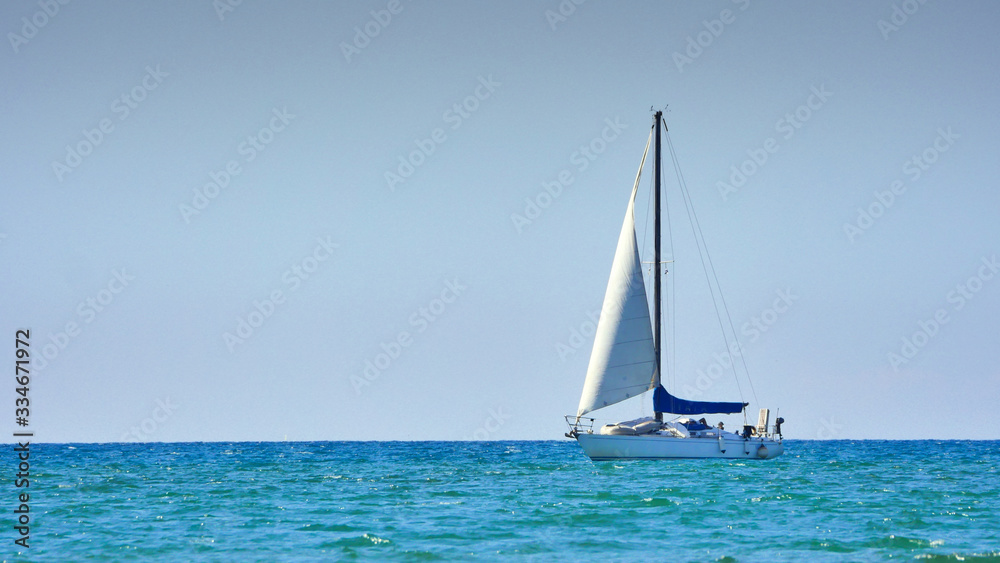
[564,415,595,438]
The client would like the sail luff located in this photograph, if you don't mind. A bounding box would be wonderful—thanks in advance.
[577,131,655,417]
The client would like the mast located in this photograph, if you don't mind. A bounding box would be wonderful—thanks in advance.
[653,111,663,422]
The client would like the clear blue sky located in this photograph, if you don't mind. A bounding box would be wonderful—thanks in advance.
[2,1,998,442]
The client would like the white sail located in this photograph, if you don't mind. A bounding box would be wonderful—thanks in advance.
[577,132,656,417]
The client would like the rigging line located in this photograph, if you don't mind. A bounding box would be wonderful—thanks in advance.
[649,143,665,388]
[640,123,656,289]
[647,160,665,387]
[660,135,677,393]
[665,126,746,402]
[664,123,750,404]
[640,150,654,271]
[638,124,659,387]
[665,124,760,406]
[648,155,669,389]
[678,143,760,405]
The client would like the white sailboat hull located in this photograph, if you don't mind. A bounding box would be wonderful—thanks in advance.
[576,432,783,461]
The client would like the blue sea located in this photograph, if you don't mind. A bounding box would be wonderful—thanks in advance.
[8,441,999,561]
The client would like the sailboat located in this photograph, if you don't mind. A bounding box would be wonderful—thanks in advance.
[565,110,784,461]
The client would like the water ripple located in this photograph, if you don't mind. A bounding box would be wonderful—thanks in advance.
[21,440,1000,561]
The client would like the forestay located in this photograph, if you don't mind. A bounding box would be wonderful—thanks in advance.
[577,131,657,417]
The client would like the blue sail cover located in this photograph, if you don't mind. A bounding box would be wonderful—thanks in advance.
[653,385,746,415]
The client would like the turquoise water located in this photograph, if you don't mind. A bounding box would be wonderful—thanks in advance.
[9,441,1000,561]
